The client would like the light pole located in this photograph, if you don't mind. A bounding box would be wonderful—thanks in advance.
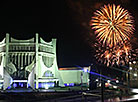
[126,69,130,94]
[100,66,104,102]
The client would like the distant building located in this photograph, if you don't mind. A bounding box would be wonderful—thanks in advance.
[0,34,89,90]
[129,60,138,88]
[59,67,90,87]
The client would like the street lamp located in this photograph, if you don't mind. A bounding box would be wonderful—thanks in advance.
[107,80,110,83]
[129,67,132,70]
[116,80,119,83]
[126,61,131,94]
[133,61,136,64]
[134,73,137,77]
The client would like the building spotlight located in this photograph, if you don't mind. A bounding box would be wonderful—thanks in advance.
[44,84,49,89]
[83,68,88,72]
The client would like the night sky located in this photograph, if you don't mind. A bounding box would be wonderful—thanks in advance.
[0,0,137,67]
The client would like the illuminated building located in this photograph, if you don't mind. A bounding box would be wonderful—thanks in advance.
[59,67,89,87]
[0,34,89,90]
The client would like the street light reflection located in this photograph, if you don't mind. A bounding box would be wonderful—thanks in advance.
[125,94,138,101]
[131,88,138,93]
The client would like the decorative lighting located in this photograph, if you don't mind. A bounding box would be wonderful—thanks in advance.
[116,80,119,83]
[96,79,98,82]
[129,67,133,70]
[107,80,110,83]
[113,85,117,89]
[134,73,137,77]
[44,84,49,89]
[129,62,132,65]
[133,61,136,64]
[83,68,88,72]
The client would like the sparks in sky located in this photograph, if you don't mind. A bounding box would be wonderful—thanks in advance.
[95,42,132,66]
[90,4,134,47]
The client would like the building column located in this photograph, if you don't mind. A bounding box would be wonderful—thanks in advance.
[3,33,10,90]
[28,53,30,65]
[24,53,27,66]
[35,33,39,89]
[14,53,17,65]
[31,54,33,61]
[11,54,14,63]
[18,53,20,69]
[21,53,23,68]
[5,33,9,67]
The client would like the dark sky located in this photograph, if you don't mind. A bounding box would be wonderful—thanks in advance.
[0,0,137,67]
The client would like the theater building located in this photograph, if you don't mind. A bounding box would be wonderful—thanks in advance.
[0,34,89,90]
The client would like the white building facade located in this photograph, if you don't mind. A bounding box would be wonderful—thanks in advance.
[0,34,89,90]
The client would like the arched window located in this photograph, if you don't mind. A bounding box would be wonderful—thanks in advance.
[43,70,53,77]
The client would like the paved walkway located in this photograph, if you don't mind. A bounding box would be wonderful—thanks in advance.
[1,88,138,102]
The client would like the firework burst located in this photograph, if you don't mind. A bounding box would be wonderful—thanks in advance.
[94,42,132,66]
[91,4,134,47]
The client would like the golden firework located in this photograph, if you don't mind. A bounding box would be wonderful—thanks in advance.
[95,42,132,66]
[91,4,134,47]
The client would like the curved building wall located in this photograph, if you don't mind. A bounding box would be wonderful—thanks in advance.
[0,33,62,90]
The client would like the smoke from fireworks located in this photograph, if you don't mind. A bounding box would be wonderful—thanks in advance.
[91,4,135,66]
[90,4,134,47]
